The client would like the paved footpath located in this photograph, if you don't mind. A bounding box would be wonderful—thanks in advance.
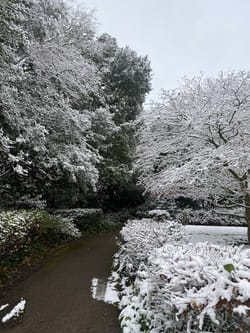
[0,232,121,333]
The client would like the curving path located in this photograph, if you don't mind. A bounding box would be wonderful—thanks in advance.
[0,232,121,333]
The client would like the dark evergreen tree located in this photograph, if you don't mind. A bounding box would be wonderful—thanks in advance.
[0,0,151,209]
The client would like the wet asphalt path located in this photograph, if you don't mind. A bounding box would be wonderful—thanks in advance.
[0,232,121,333]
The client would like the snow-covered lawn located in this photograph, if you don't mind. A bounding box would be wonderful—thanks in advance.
[185,225,248,245]
[101,218,250,333]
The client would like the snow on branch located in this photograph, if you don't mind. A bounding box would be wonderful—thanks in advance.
[136,71,250,204]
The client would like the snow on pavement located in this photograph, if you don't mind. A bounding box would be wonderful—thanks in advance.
[0,304,9,312]
[91,278,119,304]
[1,298,26,323]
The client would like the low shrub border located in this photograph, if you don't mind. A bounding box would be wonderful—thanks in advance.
[108,217,250,333]
[0,209,81,290]
[0,209,123,293]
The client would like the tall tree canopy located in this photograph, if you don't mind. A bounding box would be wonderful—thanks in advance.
[0,0,151,208]
[136,71,250,241]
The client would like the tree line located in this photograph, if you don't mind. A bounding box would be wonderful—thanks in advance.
[0,0,151,209]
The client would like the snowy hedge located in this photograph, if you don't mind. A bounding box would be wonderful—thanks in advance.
[53,208,103,229]
[175,208,245,226]
[118,218,187,272]
[0,210,80,261]
[109,218,250,333]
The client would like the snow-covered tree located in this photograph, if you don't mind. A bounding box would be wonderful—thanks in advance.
[0,0,102,207]
[0,0,151,208]
[136,71,250,241]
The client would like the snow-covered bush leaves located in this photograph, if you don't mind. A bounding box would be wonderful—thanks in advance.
[119,218,187,270]
[110,218,250,333]
[148,243,250,332]
[0,210,80,261]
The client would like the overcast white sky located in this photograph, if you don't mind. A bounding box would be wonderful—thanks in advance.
[71,0,250,100]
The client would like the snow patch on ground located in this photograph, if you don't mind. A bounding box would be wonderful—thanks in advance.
[91,278,119,304]
[1,299,26,323]
[104,281,119,304]
[185,225,248,245]
[0,304,9,312]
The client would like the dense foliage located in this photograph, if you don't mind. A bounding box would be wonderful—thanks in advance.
[0,0,151,209]
[0,210,80,255]
[0,209,81,287]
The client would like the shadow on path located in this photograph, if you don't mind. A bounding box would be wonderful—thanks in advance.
[1,232,121,333]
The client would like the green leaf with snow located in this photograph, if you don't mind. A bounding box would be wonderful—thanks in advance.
[223,263,235,273]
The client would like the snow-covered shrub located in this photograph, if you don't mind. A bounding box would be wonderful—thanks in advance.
[119,218,187,271]
[108,218,187,332]
[145,243,250,332]
[53,208,103,219]
[147,210,172,221]
[176,208,245,226]
[53,208,103,229]
[0,210,80,261]
[110,219,250,333]
[35,212,81,238]
[0,210,35,257]
[53,218,81,238]
[15,195,47,209]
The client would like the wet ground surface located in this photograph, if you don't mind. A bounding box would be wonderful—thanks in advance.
[0,232,121,333]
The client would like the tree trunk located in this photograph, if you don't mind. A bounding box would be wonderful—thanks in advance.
[245,193,250,243]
